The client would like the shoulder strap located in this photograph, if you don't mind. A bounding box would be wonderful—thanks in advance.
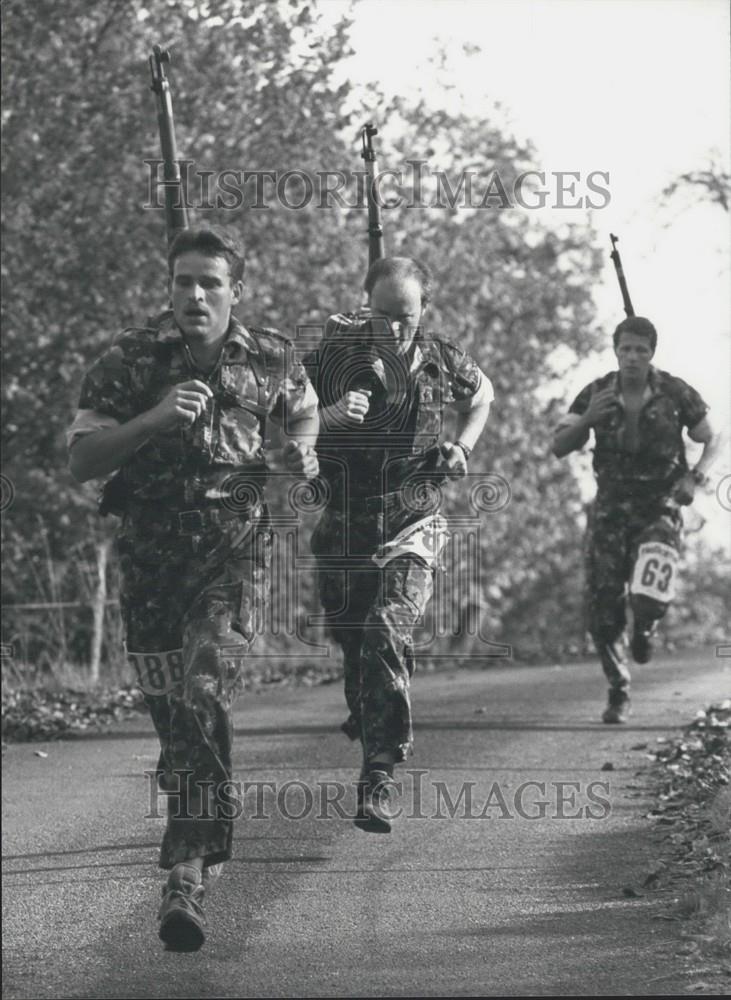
[242,326,268,394]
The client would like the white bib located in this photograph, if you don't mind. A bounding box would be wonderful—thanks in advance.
[126,648,185,696]
[372,514,450,569]
[630,542,679,603]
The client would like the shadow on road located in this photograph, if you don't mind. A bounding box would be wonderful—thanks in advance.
[418,822,686,993]
[61,719,677,743]
[3,853,331,876]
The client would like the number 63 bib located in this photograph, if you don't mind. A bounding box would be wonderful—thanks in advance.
[630,542,679,604]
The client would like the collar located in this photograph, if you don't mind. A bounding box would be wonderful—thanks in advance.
[156,311,259,362]
[409,343,424,374]
[371,343,424,381]
[413,337,444,377]
[612,365,659,405]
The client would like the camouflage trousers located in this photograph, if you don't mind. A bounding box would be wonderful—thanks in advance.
[117,503,270,870]
[311,507,435,763]
[585,492,682,689]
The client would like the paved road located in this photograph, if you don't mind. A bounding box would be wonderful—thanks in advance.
[3,649,727,998]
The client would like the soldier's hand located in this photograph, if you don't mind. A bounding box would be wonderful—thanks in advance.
[150,380,213,431]
[282,440,319,479]
[436,442,468,479]
[583,387,618,427]
[673,472,695,506]
[332,390,371,426]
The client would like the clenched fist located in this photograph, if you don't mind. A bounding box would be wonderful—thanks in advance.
[435,442,468,479]
[672,472,696,506]
[150,380,213,432]
[282,440,319,480]
[583,387,618,427]
[331,390,371,426]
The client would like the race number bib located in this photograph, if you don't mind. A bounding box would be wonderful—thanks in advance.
[127,648,184,696]
[630,542,679,603]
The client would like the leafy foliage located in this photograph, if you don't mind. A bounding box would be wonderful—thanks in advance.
[1,685,146,743]
[1,0,366,671]
[2,0,723,685]
[645,701,731,982]
[662,158,730,213]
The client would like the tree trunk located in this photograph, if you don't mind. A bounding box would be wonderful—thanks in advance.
[90,538,110,683]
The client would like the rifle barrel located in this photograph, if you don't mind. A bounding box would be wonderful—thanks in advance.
[609,233,635,317]
[361,123,384,268]
[150,45,189,246]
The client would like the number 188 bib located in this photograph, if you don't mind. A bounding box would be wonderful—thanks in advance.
[126,648,184,695]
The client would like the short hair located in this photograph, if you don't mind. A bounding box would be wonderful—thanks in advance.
[364,256,433,308]
[613,316,657,352]
[168,226,245,283]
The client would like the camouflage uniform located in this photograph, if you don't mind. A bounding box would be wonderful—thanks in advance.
[565,367,708,688]
[304,315,492,762]
[68,311,316,869]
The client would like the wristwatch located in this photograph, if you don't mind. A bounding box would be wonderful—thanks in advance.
[455,441,472,462]
[690,467,708,487]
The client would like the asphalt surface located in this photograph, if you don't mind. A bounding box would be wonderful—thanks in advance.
[2,648,727,998]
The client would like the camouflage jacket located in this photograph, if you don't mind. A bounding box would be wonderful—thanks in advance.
[68,311,316,507]
[566,366,708,495]
[302,313,489,503]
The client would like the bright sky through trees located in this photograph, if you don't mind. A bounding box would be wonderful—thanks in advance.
[321,0,731,543]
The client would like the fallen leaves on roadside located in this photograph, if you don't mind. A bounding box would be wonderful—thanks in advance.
[622,886,644,898]
[1,685,145,742]
[2,661,347,743]
[645,698,731,977]
[642,862,667,888]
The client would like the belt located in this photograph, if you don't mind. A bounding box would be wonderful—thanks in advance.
[341,490,406,515]
[349,489,441,517]
[365,491,409,515]
[596,483,675,504]
[127,499,262,533]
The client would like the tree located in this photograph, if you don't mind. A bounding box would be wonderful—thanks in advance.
[1,0,626,672]
[344,95,603,658]
[1,0,363,671]
[662,157,730,213]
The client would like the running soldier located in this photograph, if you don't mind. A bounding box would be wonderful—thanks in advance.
[68,227,319,949]
[304,257,493,831]
[553,316,720,723]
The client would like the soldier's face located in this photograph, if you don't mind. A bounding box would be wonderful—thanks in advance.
[170,252,243,341]
[614,331,654,379]
[368,277,424,356]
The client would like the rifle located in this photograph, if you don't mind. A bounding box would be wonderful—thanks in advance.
[609,233,635,317]
[149,45,189,247]
[99,48,188,519]
[360,123,385,268]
